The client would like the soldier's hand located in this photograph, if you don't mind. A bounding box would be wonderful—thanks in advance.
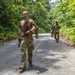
[26,30,31,34]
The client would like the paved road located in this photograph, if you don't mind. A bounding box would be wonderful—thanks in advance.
[0,33,75,75]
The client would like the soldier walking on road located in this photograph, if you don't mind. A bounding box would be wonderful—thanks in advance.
[53,21,60,43]
[50,25,54,37]
[17,11,37,73]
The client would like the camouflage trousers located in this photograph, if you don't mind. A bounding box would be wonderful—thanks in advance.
[19,36,34,66]
[54,32,59,42]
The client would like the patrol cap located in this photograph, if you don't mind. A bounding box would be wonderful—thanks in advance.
[23,11,28,14]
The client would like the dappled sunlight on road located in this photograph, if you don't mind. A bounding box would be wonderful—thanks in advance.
[0,34,75,75]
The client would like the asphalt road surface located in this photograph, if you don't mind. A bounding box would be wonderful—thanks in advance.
[0,33,75,75]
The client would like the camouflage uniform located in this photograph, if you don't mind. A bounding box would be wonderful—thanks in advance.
[18,19,36,67]
[53,22,60,42]
[50,25,54,37]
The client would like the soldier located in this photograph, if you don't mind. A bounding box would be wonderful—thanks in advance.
[50,25,54,37]
[17,11,37,73]
[53,21,60,43]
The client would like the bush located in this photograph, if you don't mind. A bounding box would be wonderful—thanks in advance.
[60,27,75,43]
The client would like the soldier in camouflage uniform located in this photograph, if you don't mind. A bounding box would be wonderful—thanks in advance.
[17,11,37,73]
[53,21,60,43]
[50,25,54,37]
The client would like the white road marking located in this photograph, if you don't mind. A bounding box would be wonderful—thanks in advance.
[34,38,44,52]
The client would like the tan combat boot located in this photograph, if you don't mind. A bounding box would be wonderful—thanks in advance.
[16,65,26,73]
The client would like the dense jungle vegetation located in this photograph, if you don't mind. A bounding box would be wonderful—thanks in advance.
[0,0,75,43]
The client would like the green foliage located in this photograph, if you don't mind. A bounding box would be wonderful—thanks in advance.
[60,27,75,42]
[0,0,51,43]
[1,0,75,43]
[50,0,75,43]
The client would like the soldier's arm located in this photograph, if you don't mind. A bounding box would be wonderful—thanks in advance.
[31,20,39,38]
[30,20,36,31]
[26,20,36,34]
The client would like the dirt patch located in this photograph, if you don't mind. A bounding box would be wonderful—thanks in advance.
[61,35,75,48]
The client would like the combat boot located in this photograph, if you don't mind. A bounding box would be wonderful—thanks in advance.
[16,65,26,73]
[29,61,33,66]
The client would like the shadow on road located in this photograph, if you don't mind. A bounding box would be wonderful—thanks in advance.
[33,36,74,70]
[0,34,74,74]
[26,65,48,74]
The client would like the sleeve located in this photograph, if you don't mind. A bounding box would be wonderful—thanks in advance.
[31,20,36,28]
[31,20,38,38]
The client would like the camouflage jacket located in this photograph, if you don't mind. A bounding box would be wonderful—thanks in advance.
[53,24,60,33]
[18,19,36,39]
